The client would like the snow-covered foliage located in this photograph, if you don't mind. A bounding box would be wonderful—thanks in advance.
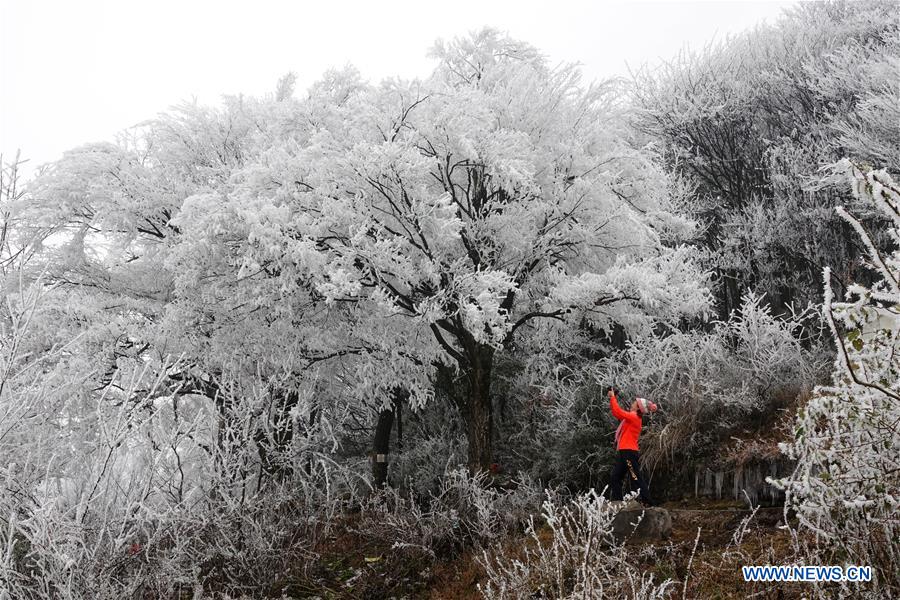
[773,162,900,594]
[145,29,710,471]
[594,292,826,472]
[359,468,542,558]
[479,490,673,599]
[633,0,900,316]
[0,268,363,598]
[0,27,712,594]
[4,7,897,596]
[0,354,362,598]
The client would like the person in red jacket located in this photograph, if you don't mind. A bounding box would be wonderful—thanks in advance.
[607,387,658,505]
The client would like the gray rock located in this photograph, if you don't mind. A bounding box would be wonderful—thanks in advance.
[611,503,672,544]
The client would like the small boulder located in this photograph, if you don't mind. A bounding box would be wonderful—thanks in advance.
[611,503,672,544]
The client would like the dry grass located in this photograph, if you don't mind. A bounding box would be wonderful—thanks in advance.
[719,389,808,469]
[428,550,484,600]
[418,498,806,599]
[197,498,810,598]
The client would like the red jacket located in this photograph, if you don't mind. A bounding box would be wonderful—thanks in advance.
[610,392,642,451]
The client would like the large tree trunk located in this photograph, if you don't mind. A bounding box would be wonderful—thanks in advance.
[432,327,496,473]
[464,343,495,474]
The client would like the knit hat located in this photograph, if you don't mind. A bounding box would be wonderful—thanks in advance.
[636,397,658,414]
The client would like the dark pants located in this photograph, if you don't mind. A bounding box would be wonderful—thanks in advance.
[610,449,652,504]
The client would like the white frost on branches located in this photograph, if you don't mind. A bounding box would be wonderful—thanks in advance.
[773,161,900,589]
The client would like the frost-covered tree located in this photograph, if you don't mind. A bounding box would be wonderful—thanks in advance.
[191,30,708,472]
[1,153,32,272]
[633,0,900,317]
[14,85,355,488]
[775,162,899,593]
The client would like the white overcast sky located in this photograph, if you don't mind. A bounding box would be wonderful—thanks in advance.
[2,0,795,176]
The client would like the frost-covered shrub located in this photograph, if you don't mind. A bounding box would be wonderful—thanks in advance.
[1,425,359,599]
[358,467,542,558]
[0,378,360,600]
[488,294,823,489]
[3,480,345,599]
[0,280,363,599]
[496,364,615,490]
[382,390,468,497]
[479,489,673,599]
[773,163,900,596]
[388,430,466,495]
[594,292,827,472]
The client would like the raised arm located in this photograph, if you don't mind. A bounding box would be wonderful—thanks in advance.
[609,389,627,421]
[608,388,641,425]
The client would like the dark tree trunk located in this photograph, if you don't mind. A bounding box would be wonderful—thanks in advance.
[721,269,742,320]
[431,321,496,473]
[371,388,407,488]
[464,343,495,474]
[372,407,394,488]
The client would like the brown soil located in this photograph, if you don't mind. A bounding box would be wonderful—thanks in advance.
[284,499,804,599]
